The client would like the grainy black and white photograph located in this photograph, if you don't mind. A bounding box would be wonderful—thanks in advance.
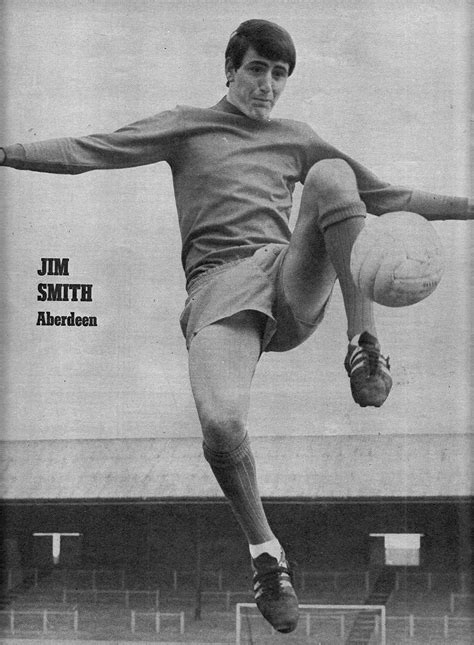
[0,0,472,643]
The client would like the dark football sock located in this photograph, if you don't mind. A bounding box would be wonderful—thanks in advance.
[203,434,275,545]
[320,204,376,340]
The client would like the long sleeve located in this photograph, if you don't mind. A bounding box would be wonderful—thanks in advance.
[1,108,185,174]
[405,190,470,221]
[358,178,469,222]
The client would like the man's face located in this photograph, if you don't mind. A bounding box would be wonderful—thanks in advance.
[226,46,289,121]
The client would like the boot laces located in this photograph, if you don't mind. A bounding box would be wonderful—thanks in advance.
[255,566,292,599]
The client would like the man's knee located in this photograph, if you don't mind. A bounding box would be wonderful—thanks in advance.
[303,159,364,231]
[198,396,247,452]
[305,158,357,200]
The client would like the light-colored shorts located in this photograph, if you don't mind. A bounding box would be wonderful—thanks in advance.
[179,243,334,353]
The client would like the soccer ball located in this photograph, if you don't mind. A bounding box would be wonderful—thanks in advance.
[350,212,445,307]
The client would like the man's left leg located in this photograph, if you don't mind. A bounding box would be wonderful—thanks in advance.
[281,158,391,407]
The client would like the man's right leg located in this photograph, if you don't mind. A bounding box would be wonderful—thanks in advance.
[188,310,298,633]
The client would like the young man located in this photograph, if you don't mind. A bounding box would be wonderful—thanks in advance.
[1,19,471,633]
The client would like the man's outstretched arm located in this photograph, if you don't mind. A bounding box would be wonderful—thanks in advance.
[0,109,184,174]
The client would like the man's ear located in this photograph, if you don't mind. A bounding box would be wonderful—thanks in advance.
[225,58,235,84]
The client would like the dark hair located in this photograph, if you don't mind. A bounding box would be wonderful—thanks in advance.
[225,19,296,85]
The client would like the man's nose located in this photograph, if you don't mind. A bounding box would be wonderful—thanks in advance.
[259,72,273,93]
